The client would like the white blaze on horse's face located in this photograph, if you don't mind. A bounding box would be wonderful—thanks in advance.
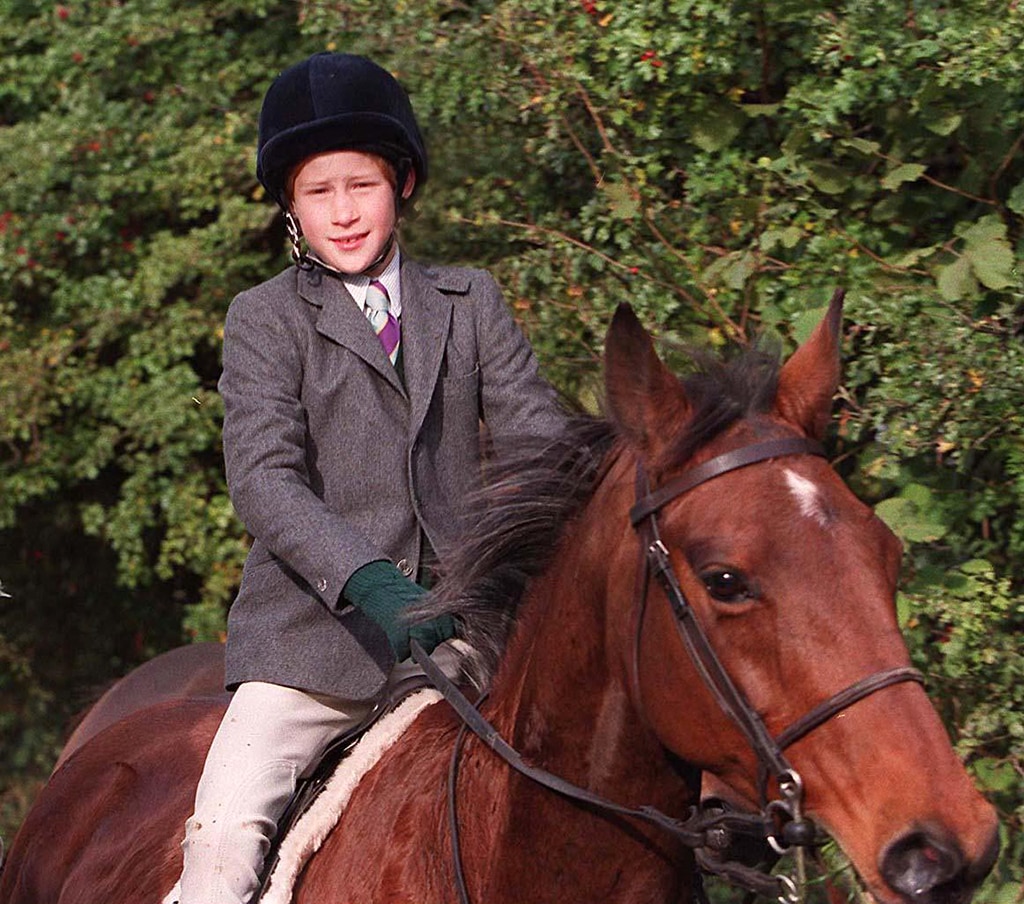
[783,468,830,528]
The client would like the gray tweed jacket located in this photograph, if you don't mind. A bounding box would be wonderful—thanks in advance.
[218,257,565,700]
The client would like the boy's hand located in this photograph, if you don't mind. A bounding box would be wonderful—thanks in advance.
[409,613,455,657]
[342,560,454,661]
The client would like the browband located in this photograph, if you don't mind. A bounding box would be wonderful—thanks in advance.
[629,437,825,526]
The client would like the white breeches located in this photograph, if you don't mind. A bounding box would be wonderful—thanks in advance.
[164,642,464,904]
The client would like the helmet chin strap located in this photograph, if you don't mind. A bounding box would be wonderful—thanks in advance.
[284,211,314,270]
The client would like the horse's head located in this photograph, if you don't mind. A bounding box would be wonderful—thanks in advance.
[603,295,999,904]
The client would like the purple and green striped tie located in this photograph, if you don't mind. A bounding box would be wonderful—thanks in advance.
[365,280,400,365]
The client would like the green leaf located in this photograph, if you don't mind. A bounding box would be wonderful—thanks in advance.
[792,305,828,344]
[1008,179,1024,215]
[892,245,938,268]
[965,241,1015,290]
[689,104,744,152]
[760,226,803,252]
[808,162,850,195]
[960,559,995,576]
[959,216,1008,246]
[841,137,881,156]
[875,491,947,543]
[601,181,640,220]
[701,251,756,290]
[972,757,1017,793]
[896,592,914,629]
[936,255,979,301]
[958,216,1015,289]
[925,112,962,136]
[881,163,926,191]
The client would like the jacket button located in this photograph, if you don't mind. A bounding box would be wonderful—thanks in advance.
[316,577,328,593]
[397,558,414,577]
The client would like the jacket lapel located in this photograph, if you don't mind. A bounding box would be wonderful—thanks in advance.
[300,267,407,398]
[400,260,457,437]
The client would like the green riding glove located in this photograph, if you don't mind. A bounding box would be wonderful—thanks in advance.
[342,560,455,662]
[409,613,456,658]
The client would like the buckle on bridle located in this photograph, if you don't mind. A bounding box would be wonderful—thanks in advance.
[765,770,818,854]
[647,538,672,572]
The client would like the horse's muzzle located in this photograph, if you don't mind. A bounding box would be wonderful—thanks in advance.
[879,824,1000,904]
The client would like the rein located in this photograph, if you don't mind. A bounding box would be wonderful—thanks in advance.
[413,435,924,904]
[412,647,786,904]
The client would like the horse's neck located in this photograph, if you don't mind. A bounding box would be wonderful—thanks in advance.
[462,469,698,901]
[494,558,694,796]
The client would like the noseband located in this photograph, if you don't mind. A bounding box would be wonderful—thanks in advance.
[413,435,923,904]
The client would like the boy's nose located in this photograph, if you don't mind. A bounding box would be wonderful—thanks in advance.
[331,193,358,224]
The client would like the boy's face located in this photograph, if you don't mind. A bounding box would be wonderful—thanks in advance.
[289,149,415,276]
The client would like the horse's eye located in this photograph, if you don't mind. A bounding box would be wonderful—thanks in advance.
[701,568,753,603]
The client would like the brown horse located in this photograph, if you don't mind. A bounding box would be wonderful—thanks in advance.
[53,642,227,772]
[0,297,998,904]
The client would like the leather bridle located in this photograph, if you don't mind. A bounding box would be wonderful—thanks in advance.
[412,435,924,904]
[630,436,923,854]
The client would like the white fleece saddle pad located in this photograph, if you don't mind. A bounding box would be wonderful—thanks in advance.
[260,688,442,903]
[162,688,442,904]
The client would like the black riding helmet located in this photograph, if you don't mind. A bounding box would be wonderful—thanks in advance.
[256,52,428,209]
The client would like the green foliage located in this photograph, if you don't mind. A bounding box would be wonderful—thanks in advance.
[900,560,1024,902]
[0,0,303,838]
[0,0,291,616]
[1,0,1022,893]
[0,636,55,834]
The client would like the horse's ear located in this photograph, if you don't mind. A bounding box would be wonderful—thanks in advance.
[604,303,689,455]
[774,289,845,440]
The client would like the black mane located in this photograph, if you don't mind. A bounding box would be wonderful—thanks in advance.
[412,342,782,687]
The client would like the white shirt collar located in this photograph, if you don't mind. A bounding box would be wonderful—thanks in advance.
[344,251,402,318]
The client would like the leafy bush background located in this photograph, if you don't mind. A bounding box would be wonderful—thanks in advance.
[1,1,1021,898]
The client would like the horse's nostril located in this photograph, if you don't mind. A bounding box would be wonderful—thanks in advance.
[880,829,964,900]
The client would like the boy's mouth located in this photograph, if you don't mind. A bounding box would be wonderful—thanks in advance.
[330,233,368,251]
